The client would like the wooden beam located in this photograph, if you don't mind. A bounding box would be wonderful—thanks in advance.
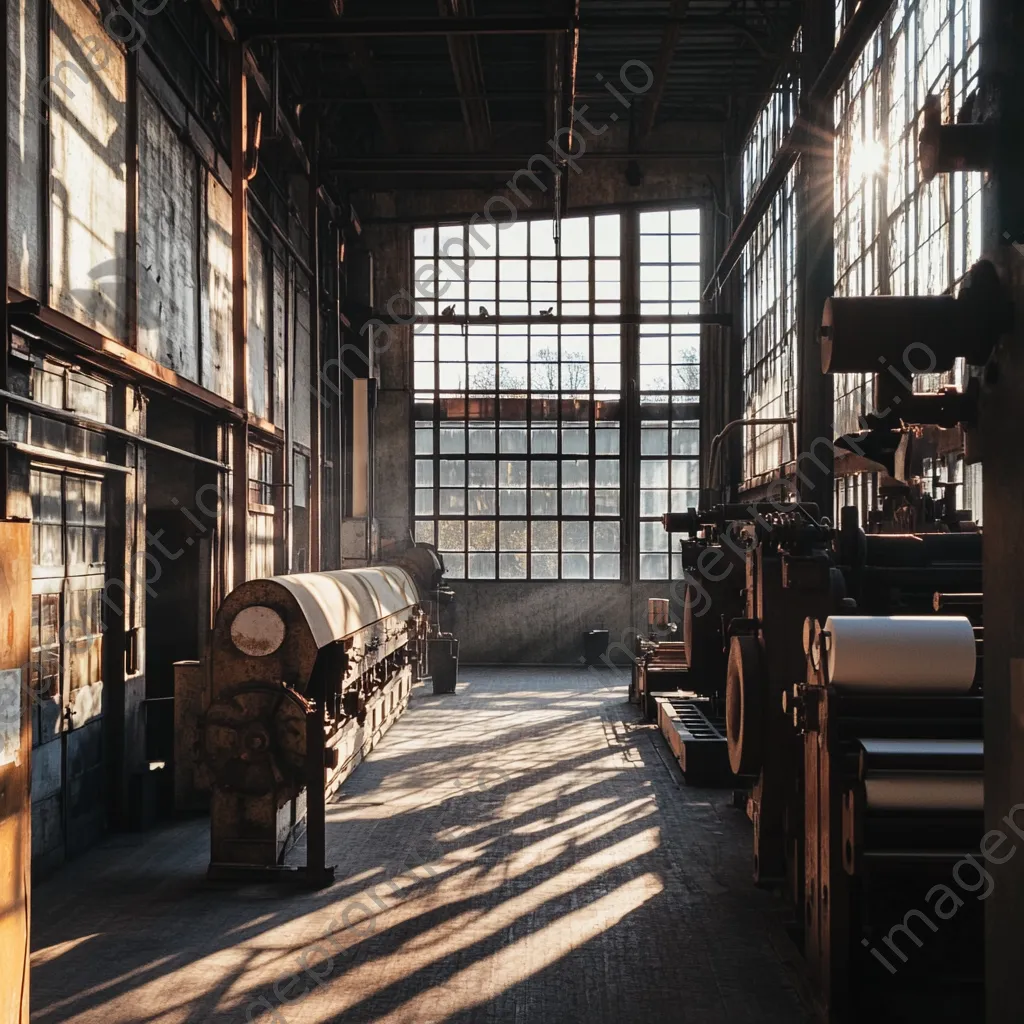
[636,0,692,145]
[200,0,237,41]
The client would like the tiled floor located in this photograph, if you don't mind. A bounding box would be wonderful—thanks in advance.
[31,668,813,1024]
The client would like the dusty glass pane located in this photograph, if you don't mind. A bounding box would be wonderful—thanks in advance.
[642,426,669,455]
[640,489,667,516]
[440,428,465,454]
[640,522,668,551]
[499,426,528,453]
[641,460,669,488]
[468,521,496,551]
[499,461,527,487]
[593,521,620,552]
[595,425,620,455]
[531,490,557,515]
[640,554,669,579]
[532,521,558,551]
[500,553,527,579]
[532,461,558,487]
[593,553,620,579]
[595,490,620,516]
[562,428,588,454]
[562,460,588,487]
[562,490,588,515]
[562,521,589,551]
[562,554,589,579]
[531,553,557,579]
[440,460,466,486]
[439,489,465,515]
[499,489,527,515]
[437,520,465,550]
[595,460,619,487]
[468,461,496,488]
[499,521,527,550]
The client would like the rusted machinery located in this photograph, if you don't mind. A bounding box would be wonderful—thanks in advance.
[793,615,984,1020]
[198,544,447,884]
[725,508,983,894]
[637,503,818,786]
[631,598,686,716]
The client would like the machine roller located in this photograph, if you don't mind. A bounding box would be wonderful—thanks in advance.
[187,544,449,884]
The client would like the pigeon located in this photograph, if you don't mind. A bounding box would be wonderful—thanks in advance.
[478,305,490,318]
[539,306,554,317]
[441,304,456,319]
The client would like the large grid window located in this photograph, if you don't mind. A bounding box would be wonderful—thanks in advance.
[740,61,801,489]
[413,214,623,580]
[834,0,982,517]
[638,209,701,580]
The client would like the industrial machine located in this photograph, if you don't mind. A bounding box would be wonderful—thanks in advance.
[636,503,820,787]
[793,614,984,1020]
[197,544,448,884]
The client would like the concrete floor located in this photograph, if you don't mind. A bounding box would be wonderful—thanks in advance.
[31,668,813,1024]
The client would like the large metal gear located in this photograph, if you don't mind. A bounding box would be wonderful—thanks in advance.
[202,685,310,798]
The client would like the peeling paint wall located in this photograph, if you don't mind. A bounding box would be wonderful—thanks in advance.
[49,0,128,341]
[247,225,270,419]
[291,268,312,450]
[7,0,43,298]
[137,85,198,380]
[201,172,233,400]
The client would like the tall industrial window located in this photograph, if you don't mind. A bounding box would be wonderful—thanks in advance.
[637,208,701,580]
[247,444,276,580]
[833,0,982,517]
[412,214,623,580]
[738,49,800,491]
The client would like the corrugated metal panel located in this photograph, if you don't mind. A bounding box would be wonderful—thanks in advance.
[7,0,43,298]
[137,85,198,381]
[201,170,233,401]
[291,265,312,449]
[49,0,127,341]
[247,224,269,419]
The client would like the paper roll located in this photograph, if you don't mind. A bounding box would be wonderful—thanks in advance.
[825,615,977,693]
[864,772,984,813]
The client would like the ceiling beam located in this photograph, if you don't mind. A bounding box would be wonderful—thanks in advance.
[635,0,692,145]
[326,152,722,174]
[243,16,572,40]
[346,39,403,151]
[439,0,492,151]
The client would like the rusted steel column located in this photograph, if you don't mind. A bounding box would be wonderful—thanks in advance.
[231,41,250,587]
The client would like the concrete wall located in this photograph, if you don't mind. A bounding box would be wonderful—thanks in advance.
[363,125,728,664]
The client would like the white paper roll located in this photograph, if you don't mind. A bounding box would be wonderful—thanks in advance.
[864,772,984,813]
[825,615,977,693]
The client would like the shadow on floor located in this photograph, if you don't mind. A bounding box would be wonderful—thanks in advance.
[32,668,815,1024]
